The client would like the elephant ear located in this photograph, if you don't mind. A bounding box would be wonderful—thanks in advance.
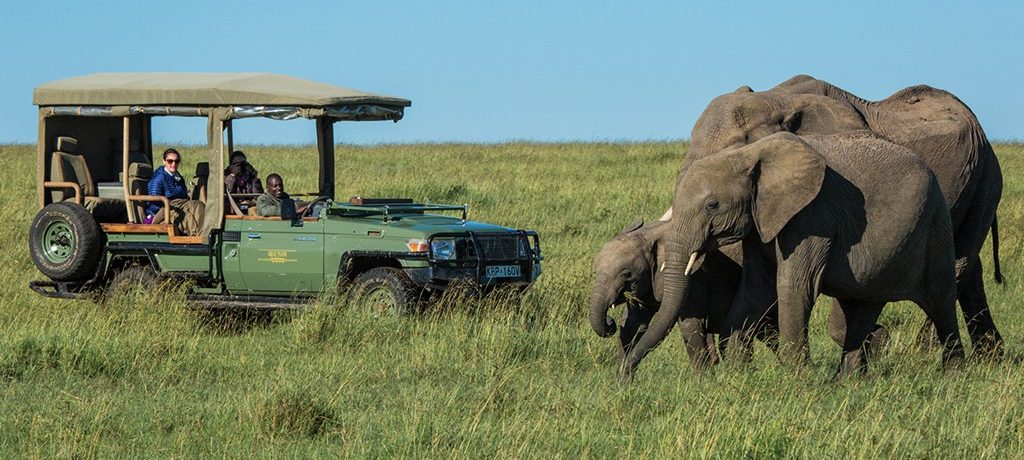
[618,218,644,236]
[738,133,826,243]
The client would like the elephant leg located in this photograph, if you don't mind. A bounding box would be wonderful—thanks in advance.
[919,276,966,370]
[706,333,721,366]
[774,238,829,368]
[679,317,714,371]
[915,317,940,352]
[957,254,1003,358]
[721,240,777,362]
[834,299,884,378]
[751,302,780,354]
[672,269,717,371]
[775,283,816,368]
[829,298,890,359]
[950,154,1003,357]
[618,305,655,368]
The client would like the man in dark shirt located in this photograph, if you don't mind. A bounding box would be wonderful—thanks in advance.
[257,174,293,217]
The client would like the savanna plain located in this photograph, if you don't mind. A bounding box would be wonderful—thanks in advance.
[1,141,1023,458]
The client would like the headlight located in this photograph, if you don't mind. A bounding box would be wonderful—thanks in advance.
[431,240,456,260]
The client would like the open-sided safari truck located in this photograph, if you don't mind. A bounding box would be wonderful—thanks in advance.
[28,73,542,310]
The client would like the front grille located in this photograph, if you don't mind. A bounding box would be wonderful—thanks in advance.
[476,235,521,260]
[453,234,523,261]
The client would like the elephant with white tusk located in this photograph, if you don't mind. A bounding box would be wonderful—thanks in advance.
[649,131,964,377]
[675,76,1002,357]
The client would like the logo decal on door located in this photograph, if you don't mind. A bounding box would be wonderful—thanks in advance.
[258,249,298,264]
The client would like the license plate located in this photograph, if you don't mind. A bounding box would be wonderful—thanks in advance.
[486,265,521,278]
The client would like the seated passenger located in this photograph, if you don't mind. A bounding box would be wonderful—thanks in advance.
[146,148,205,235]
[257,174,306,217]
[224,150,263,195]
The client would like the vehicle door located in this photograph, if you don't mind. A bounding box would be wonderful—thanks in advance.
[233,216,325,294]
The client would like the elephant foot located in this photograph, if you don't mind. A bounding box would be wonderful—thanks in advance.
[914,319,940,352]
[835,351,869,380]
[970,332,1005,361]
[618,366,635,385]
[864,325,890,360]
[939,342,967,373]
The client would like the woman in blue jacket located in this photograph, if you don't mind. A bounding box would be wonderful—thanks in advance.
[146,148,205,235]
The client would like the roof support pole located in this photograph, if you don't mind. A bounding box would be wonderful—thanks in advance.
[37,110,47,208]
[226,119,233,155]
[316,117,335,201]
[123,117,134,222]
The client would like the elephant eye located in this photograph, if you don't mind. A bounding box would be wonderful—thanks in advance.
[705,200,720,212]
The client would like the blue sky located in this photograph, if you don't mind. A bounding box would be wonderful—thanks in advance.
[1,1,1021,144]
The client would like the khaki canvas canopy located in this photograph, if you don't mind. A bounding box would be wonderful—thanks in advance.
[34,72,411,112]
[35,72,411,242]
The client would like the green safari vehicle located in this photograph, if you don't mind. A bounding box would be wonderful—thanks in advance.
[28,73,542,310]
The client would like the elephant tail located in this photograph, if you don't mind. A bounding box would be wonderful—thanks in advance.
[992,214,1003,284]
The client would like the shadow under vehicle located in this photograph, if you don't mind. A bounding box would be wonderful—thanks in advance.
[27,73,542,311]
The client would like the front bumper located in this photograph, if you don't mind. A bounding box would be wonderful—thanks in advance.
[408,230,542,290]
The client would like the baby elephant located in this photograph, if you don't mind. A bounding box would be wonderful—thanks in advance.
[590,219,745,371]
[590,218,890,375]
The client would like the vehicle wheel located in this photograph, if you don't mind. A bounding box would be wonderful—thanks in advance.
[349,267,421,316]
[106,264,161,298]
[29,202,104,281]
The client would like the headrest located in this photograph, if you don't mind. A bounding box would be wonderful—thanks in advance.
[56,136,78,153]
[194,162,210,177]
[128,162,153,179]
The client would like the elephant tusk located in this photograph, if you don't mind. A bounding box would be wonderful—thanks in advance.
[683,252,699,276]
[660,262,665,272]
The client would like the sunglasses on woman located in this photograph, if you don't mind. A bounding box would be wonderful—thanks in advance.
[165,158,180,164]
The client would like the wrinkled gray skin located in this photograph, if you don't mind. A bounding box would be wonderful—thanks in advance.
[589,219,749,371]
[591,219,889,375]
[659,132,964,376]
[717,77,1000,346]
[625,75,1001,376]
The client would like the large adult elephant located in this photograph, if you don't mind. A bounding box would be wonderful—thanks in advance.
[660,132,964,375]
[623,76,1002,376]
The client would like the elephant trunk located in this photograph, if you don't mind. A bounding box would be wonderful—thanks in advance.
[622,238,695,377]
[589,284,618,338]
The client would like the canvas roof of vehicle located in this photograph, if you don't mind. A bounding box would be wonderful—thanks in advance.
[33,73,412,109]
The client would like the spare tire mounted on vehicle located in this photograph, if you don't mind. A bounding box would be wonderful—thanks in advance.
[29,202,104,281]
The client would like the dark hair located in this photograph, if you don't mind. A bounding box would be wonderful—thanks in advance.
[266,173,283,184]
[162,148,180,160]
[229,151,247,164]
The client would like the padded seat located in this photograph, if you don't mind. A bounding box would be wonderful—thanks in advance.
[118,138,151,182]
[126,162,154,222]
[49,136,126,223]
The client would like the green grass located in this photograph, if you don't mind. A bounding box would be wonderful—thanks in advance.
[1,141,1023,458]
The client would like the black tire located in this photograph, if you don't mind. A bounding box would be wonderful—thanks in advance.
[29,202,104,281]
[349,267,421,316]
